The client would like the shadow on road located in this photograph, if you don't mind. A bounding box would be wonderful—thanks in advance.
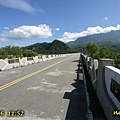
[71,60,80,63]
[63,61,87,120]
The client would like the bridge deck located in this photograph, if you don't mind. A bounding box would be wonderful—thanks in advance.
[0,53,87,120]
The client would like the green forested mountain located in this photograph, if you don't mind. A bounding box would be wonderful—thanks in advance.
[84,43,120,69]
[22,40,78,54]
[67,30,120,53]
[0,40,78,59]
[67,30,120,47]
[74,41,120,53]
[95,41,120,53]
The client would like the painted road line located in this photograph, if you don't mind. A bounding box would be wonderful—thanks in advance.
[0,56,73,91]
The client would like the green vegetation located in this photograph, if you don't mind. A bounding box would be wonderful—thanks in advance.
[67,30,120,54]
[67,30,120,46]
[23,49,38,57]
[67,30,120,69]
[84,43,120,69]
[95,41,120,53]
[0,40,78,59]
[0,46,38,59]
[22,40,78,54]
[69,41,120,54]
[86,43,99,58]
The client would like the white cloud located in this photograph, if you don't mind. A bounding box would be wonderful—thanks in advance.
[4,27,9,30]
[54,28,60,31]
[0,0,43,14]
[105,17,108,20]
[0,38,8,43]
[1,24,52,40]
[103,17,108,21]
[59,25,120,43]
[0,33,5,37]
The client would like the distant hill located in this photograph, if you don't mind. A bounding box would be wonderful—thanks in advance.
[67,30,120,47]
[73,41,120,53]
[22,40,78,54]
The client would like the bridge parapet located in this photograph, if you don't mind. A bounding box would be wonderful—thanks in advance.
[0,54,71,71]
[105,66,120,108]
[81,54,120,120]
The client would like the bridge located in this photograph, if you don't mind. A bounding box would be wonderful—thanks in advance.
[0,53,120,120]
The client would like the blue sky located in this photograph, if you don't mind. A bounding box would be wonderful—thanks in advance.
[0,0,120,47]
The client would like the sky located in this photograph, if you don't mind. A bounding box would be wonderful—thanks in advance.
[0,0,120,47]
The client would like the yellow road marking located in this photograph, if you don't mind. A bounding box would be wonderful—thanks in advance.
[0,56,73,91]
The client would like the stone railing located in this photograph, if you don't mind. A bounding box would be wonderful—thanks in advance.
[0,54,68,71]
[81,53,120,120]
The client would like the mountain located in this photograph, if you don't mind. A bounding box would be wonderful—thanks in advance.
[22,40,78,54]
[67,30,120,47]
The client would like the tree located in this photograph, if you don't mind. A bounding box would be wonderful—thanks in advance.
[0,45,38,59]
[0,49,3,59]
[99,47,111,58]
[114,54,120,69]
[85,43,120,69]
[86,43,99,58]
[11,46,23,58]
[0,46,12,59]
[23,49,38,57]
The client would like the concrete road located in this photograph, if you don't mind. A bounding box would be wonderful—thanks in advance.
[0,53,87,120]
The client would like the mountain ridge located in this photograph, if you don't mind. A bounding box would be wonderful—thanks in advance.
[22,40,78,54]
[67,30,120,47]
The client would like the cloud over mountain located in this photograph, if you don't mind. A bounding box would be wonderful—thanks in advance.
[59,24,120,43]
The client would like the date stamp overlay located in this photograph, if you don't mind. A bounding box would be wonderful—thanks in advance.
[0,110,24,117]
[0,110,119,117]
[113,110,120,116]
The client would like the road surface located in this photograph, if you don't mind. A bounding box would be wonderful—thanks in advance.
[0,53,87,120]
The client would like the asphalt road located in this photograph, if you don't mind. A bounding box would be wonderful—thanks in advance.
[0,53,87,120]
